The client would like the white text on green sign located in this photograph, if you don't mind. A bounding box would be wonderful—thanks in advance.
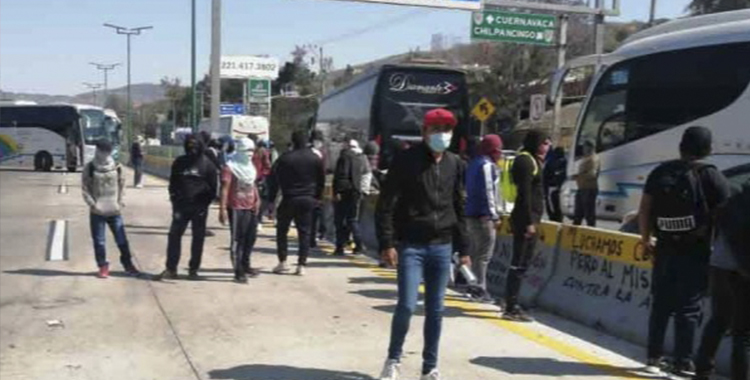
[471,11,556,46]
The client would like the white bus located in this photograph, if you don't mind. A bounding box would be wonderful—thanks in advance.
[551,10,750,221]
[0,104,113,172]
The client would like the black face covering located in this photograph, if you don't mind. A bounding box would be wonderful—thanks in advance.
[184,135,204,157]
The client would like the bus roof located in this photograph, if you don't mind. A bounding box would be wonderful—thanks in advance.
[612,10,750,62]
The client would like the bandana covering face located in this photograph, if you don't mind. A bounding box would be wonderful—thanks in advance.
[227,137,256,186]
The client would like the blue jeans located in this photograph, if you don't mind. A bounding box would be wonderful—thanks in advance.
[388,243,452,375]
[90,214,132,268]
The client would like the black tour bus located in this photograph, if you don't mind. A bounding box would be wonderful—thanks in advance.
[311,64,473,172]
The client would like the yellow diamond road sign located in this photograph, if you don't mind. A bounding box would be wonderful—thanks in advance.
[472,98,496,122]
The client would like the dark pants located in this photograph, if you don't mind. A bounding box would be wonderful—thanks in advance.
[310,204,327,246]
[132,158,143,186]
[335,191,363,251]
[505,226,537,311]
[696,267,750,380]
[388,243,452,375]
[545,186,563,222]
[276,196,316,266]
[231,209,259,277]
[573,188,598,226]
[648,252,708,362]
[166,206,209,272]
[90,214,133,268]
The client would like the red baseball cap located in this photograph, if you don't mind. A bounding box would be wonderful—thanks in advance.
[423,108,457,130]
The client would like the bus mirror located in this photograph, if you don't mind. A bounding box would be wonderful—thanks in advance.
[549,68,567,103]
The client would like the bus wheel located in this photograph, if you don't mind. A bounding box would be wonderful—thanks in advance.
[35,152,53,172]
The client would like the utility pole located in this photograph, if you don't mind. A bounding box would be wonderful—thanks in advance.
[82,83,103,105]
[552,15,569,144]
[191,0,198,131]
[104,23,153,147]
[649,0,657,26]
[210,0,221,134]
[89,62,120,107]
[594,0,605,56]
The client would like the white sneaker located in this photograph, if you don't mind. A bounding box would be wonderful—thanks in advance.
[273,262,290,274]
[379,359,400,380]
[136,183,144,188]
[420,369,441,380]
[295,265,306,276]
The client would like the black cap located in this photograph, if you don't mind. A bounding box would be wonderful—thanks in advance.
[95,139,113,153]
[680,126,712,158]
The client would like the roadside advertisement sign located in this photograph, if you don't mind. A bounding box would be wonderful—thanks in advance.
[220,56,279,79]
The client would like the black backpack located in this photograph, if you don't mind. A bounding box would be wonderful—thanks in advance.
[650,160,714,243]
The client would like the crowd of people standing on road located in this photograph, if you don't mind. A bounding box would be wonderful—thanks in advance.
[80,109,748,380]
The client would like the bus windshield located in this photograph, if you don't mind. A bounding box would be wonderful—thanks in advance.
[80,108,108,145]
[378,70,467,136]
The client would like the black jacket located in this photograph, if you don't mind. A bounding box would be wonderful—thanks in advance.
[376,143,467,255]
[169,154,218,210]
[511,152,545,228]
[268,147,325,201]
[334,148,368,194]
[718,179,750,276]
[130,142,143,160]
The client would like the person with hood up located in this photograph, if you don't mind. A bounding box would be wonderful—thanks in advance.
[694,177,750,380]
[376,108,469,380]
[333,138,369,255]
[543,147,567,223]
[504,130,551,322]
[130,135,145,188]
[267,130,325,276]
[310,130,327,248]
[219,137,261,284]
[82,139,140,278]
[155,134,218,281]
[465,134,504,303]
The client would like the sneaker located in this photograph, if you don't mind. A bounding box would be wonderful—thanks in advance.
[295,265,306,276]
[502,306,534,322]
[154,269,178,281]
[672,360,696,378]
[273,262,291,274]
[135,184,144,189]
[97,264,110,279]
[205,230,216,237]
[644,357,669,376]
[245,267,260,277]
[379,359,400,380]
[420,369,441,380]
[234,275,248,284]
[187,270,201,281]
[123,265,141,277]
[333,248,346,256]
[352,246,367,255]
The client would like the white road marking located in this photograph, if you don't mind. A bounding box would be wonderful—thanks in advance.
[47,220,68,261]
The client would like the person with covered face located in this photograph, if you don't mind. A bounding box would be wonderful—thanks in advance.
[376,108,470,380]
[504,129,551,322]
[465,134,504,303]
[155,134,218,281]
[82,139,140,278]
[219,138,261,284]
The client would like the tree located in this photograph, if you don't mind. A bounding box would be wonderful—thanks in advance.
[689,0,749,14]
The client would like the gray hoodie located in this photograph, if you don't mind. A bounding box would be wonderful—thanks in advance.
[82,156,124,216]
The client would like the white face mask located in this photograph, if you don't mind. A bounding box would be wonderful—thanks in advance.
[427,132,452,153]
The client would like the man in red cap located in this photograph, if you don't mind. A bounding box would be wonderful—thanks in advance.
[376,108,470,380]
[465,134,504,303]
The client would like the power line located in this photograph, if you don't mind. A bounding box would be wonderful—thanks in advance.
[312,8,434,46]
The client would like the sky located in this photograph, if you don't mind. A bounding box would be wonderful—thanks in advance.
[0,0,692,96]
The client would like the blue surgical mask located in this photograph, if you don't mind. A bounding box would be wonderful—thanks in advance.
[427,132,452,153]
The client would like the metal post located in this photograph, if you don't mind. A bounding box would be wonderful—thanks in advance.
[649,0,657,26]
[210,0,221,134]
[191,0,197,131]
[242,80,248,113]
[126,34,132,146]
[552,14,568,145]
[594,0,605,56]
[103,70,109,107]
[319,46,326,95]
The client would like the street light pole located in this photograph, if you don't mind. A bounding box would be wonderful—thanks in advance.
[104,23,153,146]
[90,62,120,107]
[191,0,198,131]
[83,82,103,105]
[210,0,221,134]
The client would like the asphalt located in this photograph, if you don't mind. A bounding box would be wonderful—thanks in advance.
[0,167,673,380]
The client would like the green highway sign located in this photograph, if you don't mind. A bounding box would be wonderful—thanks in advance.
[248,79,271,101]
[471,10,557,46]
